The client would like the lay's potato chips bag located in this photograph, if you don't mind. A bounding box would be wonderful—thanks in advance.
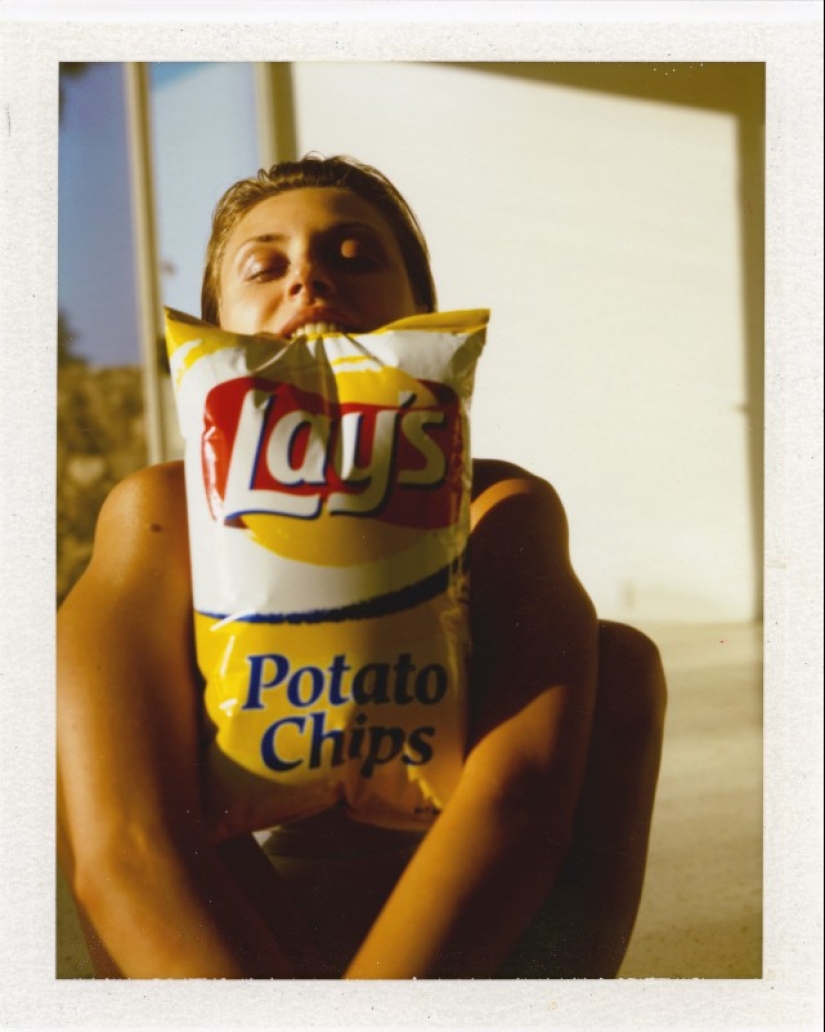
[166,308,487,833]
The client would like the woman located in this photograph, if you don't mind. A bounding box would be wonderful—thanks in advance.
[57,155,666,979]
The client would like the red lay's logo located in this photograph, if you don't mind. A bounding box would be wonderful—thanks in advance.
[201,374,465,565]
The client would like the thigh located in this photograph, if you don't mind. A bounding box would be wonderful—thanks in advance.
[497,621,667,979]
[263,843,418,977]
[219,819,420,978]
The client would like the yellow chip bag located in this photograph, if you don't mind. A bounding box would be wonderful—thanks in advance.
[166,308,488,833]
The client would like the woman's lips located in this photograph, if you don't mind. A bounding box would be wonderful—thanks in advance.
[278,307,355,340]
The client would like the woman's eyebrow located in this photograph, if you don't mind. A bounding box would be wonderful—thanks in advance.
[231,221,390,271]
[229,234,287,271]
[326,221,384,237]
[236,233,286,252]
[236,223,383,252]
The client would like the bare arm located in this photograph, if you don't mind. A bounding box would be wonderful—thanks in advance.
[57,463,312,978]
[345,466,598,978]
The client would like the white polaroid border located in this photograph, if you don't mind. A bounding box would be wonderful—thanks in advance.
[1,2,822,1030]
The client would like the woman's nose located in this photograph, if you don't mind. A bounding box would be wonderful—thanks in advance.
[288,256,335,299]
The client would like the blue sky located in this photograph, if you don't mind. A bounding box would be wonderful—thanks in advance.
[58,62,259,367]
[59,63,140,366]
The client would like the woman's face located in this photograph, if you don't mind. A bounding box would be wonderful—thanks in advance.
[218,187,424,338]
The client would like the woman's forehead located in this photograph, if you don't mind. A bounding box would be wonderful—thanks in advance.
[231,187,397,241]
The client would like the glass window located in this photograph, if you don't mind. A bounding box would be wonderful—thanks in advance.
[57,63,146,604]
[56,62,262,605]
[149,63,260,318]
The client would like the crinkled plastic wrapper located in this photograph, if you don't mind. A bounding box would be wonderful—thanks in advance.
[166,309,488,834]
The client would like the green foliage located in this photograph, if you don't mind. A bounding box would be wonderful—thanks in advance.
[56,365,147,604]
[57,310,86,368]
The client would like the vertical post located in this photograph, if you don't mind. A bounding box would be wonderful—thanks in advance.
[254,63,297,168]
[736,68,765,623]
[123,62,164,466]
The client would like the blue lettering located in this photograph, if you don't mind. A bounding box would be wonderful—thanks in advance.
[287,665,325,708]
[361,725,405,778]
[327,654,352,705]
[307,711,346,769]
[243,653,290,710]
[414,664,448,705]
[403,726,436,766]
[261,715,305,771]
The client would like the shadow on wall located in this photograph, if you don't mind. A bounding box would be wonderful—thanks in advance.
[455,62,765,620]
[55,62,765,620]
[452,64,768,623]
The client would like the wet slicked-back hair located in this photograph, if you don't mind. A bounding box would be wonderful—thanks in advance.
[201,154,437,325]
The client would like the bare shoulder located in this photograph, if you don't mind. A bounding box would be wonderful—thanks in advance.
[80,460,190,595]
[98,460,186,525]
[472,458,537,498]
[94,460,185,535]
[470,458,568,543]
[468,460,596,721]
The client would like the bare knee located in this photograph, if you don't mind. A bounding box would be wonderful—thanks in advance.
[499,623,667,979]
[596,621,667,740]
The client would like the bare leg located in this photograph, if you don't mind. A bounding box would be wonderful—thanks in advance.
[57,813,123,978]
[219,621,667,979]
[59,621,665,979]
[496,620,667,978]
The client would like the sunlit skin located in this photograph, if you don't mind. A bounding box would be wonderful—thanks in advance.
[57,181,666,980]
[218,188,425,339]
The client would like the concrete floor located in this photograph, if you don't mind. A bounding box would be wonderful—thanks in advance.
[618,621,762,979]
[56,622,763,980]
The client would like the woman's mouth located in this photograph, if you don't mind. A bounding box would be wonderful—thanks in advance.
[288,321,347,341]
[279,309,354,341]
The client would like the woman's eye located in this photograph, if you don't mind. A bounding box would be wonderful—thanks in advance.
[245,253,288,281]
[333,237,380,270]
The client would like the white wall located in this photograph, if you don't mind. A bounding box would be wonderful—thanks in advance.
[291,62,756,624]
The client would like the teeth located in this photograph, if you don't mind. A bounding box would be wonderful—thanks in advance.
[289,322,344,340]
